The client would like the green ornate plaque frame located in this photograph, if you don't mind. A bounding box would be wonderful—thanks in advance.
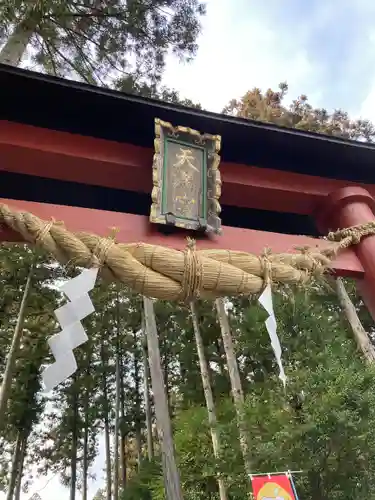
[150,118,222,234]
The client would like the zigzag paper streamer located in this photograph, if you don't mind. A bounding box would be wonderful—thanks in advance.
[258,284,287,387]
[42,268,98,392]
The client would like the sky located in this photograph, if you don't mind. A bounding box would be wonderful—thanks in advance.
[4,0,375,498]
[163,0,375,119]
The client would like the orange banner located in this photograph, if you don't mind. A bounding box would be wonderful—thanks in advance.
[251,474,296,500]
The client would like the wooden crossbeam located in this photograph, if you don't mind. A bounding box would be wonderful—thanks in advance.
[1,120,374,216]
[0,198,363,278]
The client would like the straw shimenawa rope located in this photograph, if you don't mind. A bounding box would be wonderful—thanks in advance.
[0,204,374,302]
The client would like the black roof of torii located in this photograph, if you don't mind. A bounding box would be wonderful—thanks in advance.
[1,63,375,185]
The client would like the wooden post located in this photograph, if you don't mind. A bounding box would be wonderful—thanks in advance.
[190,302,228,500]
[142,315,155,460]
[113,296,121,500]
[142,297,183,500]
[335,277,375,363]
[0,260,34,424]
[215,298,253,482]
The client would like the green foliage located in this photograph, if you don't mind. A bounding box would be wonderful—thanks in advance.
[121,459,163,500]
[223,82,375,141]
[115,77,202,107]
[173,405,228,500]
[0,0,205,86]
[0,244,63,494]
[141,289,375,500]
[0,249,375,500]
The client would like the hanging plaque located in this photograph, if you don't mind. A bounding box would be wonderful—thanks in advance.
[150,118,222,234]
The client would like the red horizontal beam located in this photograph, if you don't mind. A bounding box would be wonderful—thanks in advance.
[0,198,363,278]
[1,120,374,215]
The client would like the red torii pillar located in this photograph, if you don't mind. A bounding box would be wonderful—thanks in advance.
[316,186,375,319]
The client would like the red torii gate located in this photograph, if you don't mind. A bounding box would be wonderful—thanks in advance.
[0,64,375,316]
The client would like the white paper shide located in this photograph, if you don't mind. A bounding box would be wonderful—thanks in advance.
[258,284,287,387]
[42,268,98,392]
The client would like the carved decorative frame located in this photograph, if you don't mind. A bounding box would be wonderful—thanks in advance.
[150,118,222,234]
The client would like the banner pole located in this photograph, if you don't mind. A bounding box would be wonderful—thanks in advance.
[289,474,300,500]
[249,470,303,477]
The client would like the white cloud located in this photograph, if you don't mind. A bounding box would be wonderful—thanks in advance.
[359,85,375,122]
[163,0,315,112]
[360,30,375,122]
[163,0,375,120]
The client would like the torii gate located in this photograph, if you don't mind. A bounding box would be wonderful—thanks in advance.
[2,64,375,500]
[0,64,374,315]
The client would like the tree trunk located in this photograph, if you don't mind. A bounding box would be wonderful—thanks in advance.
[70,385,78,500]
[142,319,154,461]
[133,329,142,470]
[104,414,112,500]
[6,431,22,500]
[82,390,89,500]
[119,357,127,490]
[119,434,127,491]
[82,344,93,500]
[335,277,375,363]
[190,302,228,500]
[113,297,121,500]
[14,433,28,500]
[143,297,183,500]
[214,338,226,375]
[160,332,172,416]
[0,262,34,425]
[215,298,252,480]
[0,7,40,66]
[101,340,112,500]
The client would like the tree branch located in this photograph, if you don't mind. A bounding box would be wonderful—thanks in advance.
[44,38,94,85]
[34,33,59,77]
[48,17,133,78]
